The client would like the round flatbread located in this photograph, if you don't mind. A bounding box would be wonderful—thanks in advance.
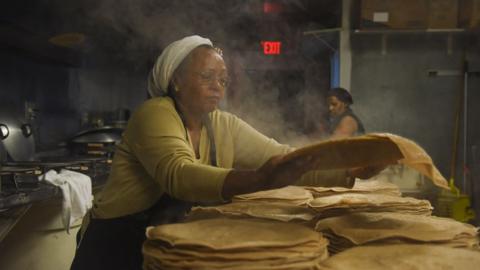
[146,218,323,250]
[319,244,480,270]
[282,133,448,189]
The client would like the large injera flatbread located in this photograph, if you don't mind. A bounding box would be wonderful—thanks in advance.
[318,244,480,270]
[303,180,401,197]
[307,193,433,216]
[232,185,314,205]
[282,133,448,189]
[187,201,317,223]
[146,218,322,250]
[143,218,329,270]
[314,212,479,252]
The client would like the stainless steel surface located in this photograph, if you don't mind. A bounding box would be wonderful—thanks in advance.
[0,111,35,161]
[0,142,7,163]
[0,205,31,243]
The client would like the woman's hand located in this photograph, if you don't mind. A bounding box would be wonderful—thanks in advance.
[258,154,316,190]
[222,154,316,200]
[222,157,392,200]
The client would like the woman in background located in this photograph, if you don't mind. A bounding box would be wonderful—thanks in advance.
[327,87,365,139]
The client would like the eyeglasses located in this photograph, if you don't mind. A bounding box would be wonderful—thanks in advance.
[195,71,231,89]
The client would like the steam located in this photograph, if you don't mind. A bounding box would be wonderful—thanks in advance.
[84,1,253,57]
[61,0,330,147]
[226,51,328,147]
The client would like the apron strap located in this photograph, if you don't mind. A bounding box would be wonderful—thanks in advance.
[202,114,217,167]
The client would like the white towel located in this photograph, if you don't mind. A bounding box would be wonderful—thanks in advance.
[40,169,93,233]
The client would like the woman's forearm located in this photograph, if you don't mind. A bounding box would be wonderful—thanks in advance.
[221,169,267,199]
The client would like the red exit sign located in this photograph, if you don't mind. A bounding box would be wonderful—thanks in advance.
[261,41,282,55]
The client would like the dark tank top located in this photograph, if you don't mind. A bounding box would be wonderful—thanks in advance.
[329,108,365,136]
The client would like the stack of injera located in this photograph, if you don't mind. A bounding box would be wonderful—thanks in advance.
[188,186,316,225]
[144,133,469,269]
[187,201,318,225]
[318,244,480,270]
[232,186,313,205]
[143,218,329,270]
[303,180,402,198]
[314,212,479,254]
[307,193,433,217]
[188,181,403,225]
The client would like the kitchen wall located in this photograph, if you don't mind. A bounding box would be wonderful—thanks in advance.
[0,49,146,152]
[350,32,480,222]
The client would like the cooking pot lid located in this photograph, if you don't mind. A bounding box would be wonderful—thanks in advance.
[71,126,123,144]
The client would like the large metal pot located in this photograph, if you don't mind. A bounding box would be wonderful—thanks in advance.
[68,126,124,157]
[70,126,123,144]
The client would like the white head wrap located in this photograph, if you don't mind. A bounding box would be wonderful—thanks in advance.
[147,35,213,97]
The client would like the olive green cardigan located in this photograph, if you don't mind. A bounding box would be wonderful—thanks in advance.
[93,97,350,219]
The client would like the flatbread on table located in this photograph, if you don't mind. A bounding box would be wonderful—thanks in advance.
[318,244,480,270]
[282,133,448,189]
[143,239,324,261]
[303,180,401,198]
[187,201,317,223]
[314,212,479,253]
[232,185,313,205]
[143,218,329,270]
[307,193,433,216]
[145,218,323,250]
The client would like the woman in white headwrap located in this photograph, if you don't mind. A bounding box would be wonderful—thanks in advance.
[70,35,383,270]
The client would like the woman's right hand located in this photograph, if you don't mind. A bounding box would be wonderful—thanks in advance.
[222,154,316,200]
[257,154,316,190]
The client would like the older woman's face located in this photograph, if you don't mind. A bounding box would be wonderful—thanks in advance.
[328,96,347,117]
[175,47,227,114]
